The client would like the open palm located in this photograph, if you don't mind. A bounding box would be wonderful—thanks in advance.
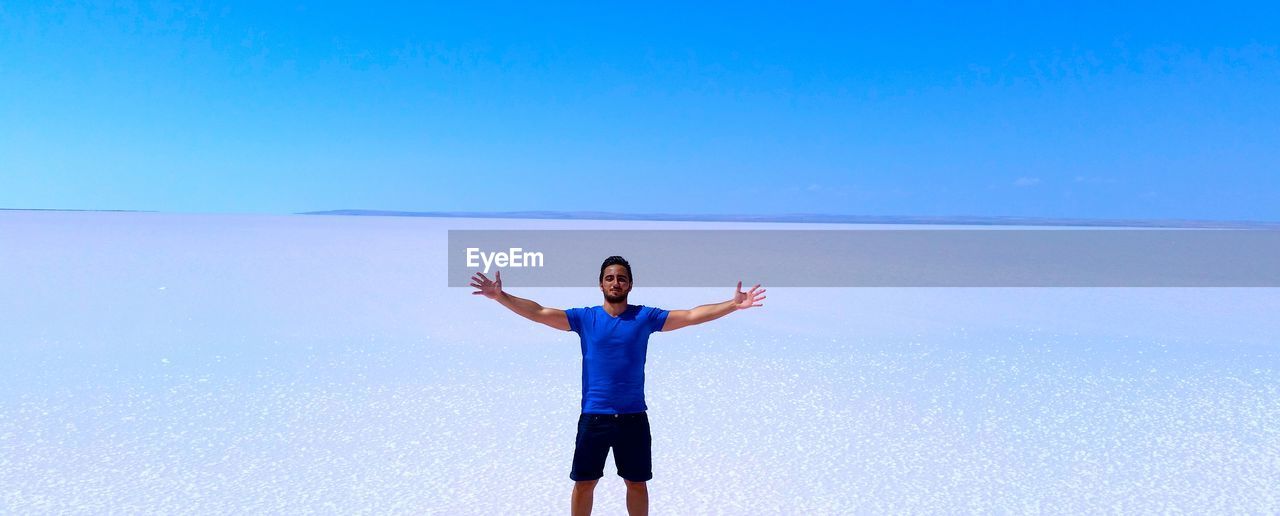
[733,281,766,310]
[470,271,503,299]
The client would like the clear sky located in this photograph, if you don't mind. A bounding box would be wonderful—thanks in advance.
[2,2,1277,221]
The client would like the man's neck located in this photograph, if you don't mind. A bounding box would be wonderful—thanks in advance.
[603,299,629,317]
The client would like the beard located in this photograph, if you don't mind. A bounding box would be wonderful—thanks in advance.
[604,291,628,304]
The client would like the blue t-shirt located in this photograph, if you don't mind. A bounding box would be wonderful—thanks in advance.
[565,305,669,414]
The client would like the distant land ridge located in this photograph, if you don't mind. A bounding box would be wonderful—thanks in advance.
[300,210,1280,229]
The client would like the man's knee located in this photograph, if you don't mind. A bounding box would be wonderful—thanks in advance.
[624,479,646,489]
[574,479,599,491]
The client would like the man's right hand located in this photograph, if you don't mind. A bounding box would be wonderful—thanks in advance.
[470,270,569,330]
[470,271,503,299]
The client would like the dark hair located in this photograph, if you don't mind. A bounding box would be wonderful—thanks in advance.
[599,255,632,283]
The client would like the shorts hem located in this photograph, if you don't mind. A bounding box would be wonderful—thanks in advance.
[570,472,604,482]
[619,472,653,482]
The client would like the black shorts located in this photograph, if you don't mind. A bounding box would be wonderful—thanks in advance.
[570,411,652,482]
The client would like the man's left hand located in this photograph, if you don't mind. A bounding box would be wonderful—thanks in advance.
[733,281,766,310]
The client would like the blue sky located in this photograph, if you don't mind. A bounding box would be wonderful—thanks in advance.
[2,2,1278,221]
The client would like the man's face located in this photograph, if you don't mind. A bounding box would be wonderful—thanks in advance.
[600,264,632,303]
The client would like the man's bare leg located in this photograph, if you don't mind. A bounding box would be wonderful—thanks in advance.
[624,479,648,515]
[571,479,598,516]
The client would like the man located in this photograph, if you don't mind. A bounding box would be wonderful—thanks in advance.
[470,255,766,515]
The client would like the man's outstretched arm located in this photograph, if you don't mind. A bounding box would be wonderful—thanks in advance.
[471,270,570,331]
[662,281,766,332]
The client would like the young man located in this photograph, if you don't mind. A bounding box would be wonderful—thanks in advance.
[470,255,766,516]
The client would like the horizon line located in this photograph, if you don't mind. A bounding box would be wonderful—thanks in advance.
[4,207,1279,229]
[302,209,1280,229]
